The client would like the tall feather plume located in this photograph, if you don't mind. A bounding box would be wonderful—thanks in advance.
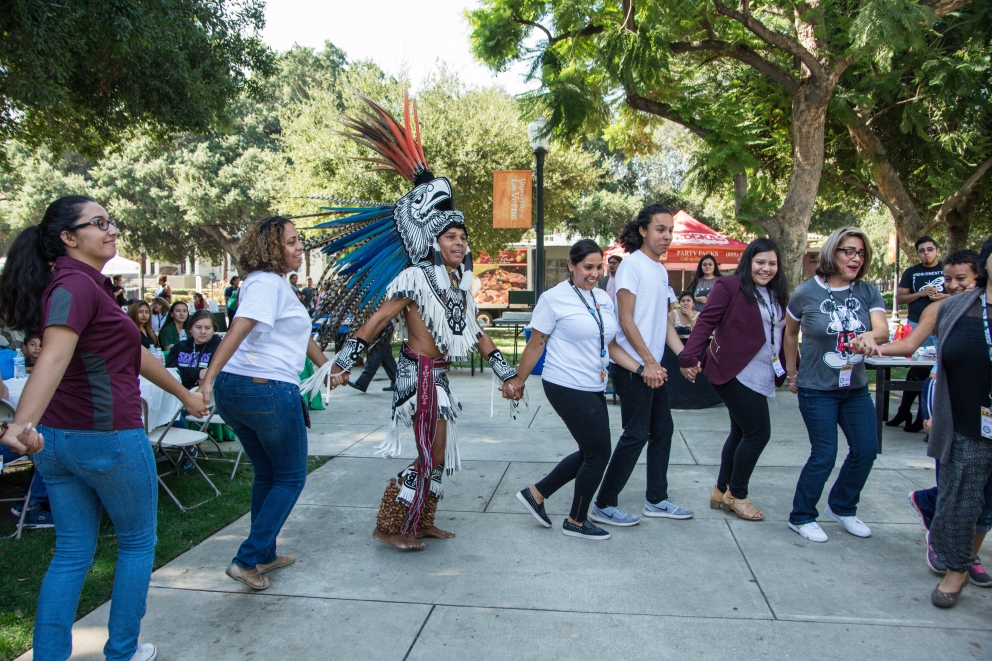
[337,92,428,182]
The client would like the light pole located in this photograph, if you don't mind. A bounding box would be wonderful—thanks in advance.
[528,118,550,299]
[138,244,146,301]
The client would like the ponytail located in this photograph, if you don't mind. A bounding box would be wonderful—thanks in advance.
[0,195,95,334]
[618,204,672,252]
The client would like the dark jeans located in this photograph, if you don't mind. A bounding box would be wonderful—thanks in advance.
[931,433,992,572]
[790,386,878,525]
[215,372,308,570]
[893,366,929,424]
[595,363,674,509]
[535,381,613,522]
[353,340,397,391]
[712,378,771,499]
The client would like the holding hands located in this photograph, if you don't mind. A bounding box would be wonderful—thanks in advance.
[182,390,209,419]
[848,333,882,357]
[680,361,702,383]
[1,422,43,455]
[641,362,667,389]
[500,375,526,401]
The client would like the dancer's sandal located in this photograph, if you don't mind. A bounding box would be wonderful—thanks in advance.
[709,485,727,510]
[226,563,271,590]
[722,492,764,521]
[257,554,295,574]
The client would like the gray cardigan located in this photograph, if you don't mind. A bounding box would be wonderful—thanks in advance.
[928,286,984,465]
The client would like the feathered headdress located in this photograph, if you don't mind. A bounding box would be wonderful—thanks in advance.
[305,93,471,348]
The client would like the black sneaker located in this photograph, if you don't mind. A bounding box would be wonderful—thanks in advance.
[926,532,947,574]
[968,558,992,587]
[562,519,610,540]
[516,488,551,528]
[21,507,54,529]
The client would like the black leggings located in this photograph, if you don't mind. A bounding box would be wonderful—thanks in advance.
[712,378,771,499]
[535,380,613,522]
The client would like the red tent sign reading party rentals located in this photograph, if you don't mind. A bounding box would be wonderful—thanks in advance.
[605,210,748,269]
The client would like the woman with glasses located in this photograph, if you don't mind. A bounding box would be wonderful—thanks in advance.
[0,196,207,661]
[783,227,889,543]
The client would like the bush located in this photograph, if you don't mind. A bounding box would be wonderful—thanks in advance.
[882,292,907,311]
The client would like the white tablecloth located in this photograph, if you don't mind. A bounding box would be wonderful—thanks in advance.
[3,370,181,429]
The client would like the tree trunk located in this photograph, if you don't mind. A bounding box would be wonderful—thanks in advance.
[733,172,748,217]
[844,114,922,253]
[199,224,242,274]
[764,77,834,287]
[944,192,975,253]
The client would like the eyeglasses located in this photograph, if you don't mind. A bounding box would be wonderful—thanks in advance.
[68,218,116,232]
[836,247,867,259]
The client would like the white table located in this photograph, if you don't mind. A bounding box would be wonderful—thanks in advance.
[3,369,182,429]
[864,357,936,452]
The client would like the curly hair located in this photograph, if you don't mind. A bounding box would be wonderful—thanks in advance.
[619,204,672,252]
[237,216,294,274]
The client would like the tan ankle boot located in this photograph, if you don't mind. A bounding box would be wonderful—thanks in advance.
[709,485,726,510]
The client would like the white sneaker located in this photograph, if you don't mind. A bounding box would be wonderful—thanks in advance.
[130,643,157,661]
[789,521,828,542]
[824,505,872,538]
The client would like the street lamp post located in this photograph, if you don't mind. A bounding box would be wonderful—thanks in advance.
[528,118,550,299]
[138,244,146,301]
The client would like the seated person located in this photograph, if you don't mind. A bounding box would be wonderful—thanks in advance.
[166,310,221,389]
[22,334,41,373]
[128,301,158,349]
[670,290,698,337]
[158,300,189,353]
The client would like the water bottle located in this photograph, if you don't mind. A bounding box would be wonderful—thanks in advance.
[13,348,26,378]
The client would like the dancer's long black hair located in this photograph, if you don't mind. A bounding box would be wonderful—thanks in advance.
[0,196,95,335]
[618,204,672,252]
[736,237,789,315]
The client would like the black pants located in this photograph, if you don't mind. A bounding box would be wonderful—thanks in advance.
[535,381,613,522]
[894,366,928,423]
[353,340,397,391]
[712,378,771,499]
[595,362,674,509]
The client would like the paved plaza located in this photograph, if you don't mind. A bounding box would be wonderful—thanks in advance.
[20,371,992,660]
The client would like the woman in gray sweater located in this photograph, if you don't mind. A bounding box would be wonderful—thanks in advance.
[927,236,992,608]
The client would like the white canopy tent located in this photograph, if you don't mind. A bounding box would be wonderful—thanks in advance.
[0,253,140,276]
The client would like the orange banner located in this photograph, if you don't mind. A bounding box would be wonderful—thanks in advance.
[493,170,532,228]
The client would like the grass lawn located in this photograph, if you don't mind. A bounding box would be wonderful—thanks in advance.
[0,450,329,661]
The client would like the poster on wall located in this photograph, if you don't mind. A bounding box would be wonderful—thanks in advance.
[472,250,528,306]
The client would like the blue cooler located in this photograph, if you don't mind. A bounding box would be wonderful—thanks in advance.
[0,349,13,380]
[522,327,548,376]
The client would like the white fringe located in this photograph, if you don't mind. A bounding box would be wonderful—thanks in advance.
[445,420,461,474]
[385,267,483,361]
[299,360,334,404]
[491,373,527,420]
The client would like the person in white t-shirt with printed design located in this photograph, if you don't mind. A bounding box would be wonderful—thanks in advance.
[502,240,645,540]
[589,204,695,527]
[200,216,336,591]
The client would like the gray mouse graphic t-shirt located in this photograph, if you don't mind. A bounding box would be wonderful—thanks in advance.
[786,276,886,391]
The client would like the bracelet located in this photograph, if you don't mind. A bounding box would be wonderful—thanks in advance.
[487,349,517,383]
[333,337,369,373]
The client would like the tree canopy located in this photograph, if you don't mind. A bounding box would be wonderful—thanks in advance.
[0,0,275,163]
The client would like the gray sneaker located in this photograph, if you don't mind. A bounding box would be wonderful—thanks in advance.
[643,499,694,519]
[926,532,947,574]
[588,504,640,527]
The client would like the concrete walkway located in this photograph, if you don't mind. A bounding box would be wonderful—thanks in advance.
[20,371,992,660]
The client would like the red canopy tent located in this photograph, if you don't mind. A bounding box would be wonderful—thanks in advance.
[605,210,747,269]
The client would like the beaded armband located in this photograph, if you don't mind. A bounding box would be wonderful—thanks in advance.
[487,349,516,383]
[334,337,369,372]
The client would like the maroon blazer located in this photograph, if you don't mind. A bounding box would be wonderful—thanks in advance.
[678,275,789,387]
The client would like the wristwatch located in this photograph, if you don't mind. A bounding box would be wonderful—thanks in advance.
[635,365,644,376]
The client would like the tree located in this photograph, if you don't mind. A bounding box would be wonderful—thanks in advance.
[468,0,973,284]
[279,65,604,258]
[0,0,275,164]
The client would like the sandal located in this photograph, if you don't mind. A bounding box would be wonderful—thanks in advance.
[931,584,964,608]
[257,554,296,574]
[722,492,764,521]
[226,563,270,590]
[709,485,727,510]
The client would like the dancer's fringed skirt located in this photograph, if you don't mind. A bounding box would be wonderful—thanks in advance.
[374,344,462,536]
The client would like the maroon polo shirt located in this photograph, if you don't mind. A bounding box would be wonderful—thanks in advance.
[40,256,143,430]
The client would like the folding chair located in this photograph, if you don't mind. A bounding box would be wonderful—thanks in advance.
[0,399,33,539]
[183,406,244,481]
[142,398,220,512]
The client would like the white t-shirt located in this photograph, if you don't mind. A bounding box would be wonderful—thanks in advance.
[531,280,619,392]
[613,249,671,365]
[223,271,313,385]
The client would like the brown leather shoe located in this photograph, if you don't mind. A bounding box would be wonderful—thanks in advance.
[709,485,726,510]
[931,584,963,608]
[722,491,764,520]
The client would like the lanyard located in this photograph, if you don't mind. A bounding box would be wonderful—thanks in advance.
[826,283,854,331]
[569,279,606,359]
[756,289,778,351]
[981,292,992,404]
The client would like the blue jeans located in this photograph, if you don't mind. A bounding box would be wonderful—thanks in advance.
[215,372,308,569]
[0,446,48,506]
[32,426,158,661]
[790,387,879,525]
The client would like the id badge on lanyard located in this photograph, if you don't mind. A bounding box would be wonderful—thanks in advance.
[759,291,786,377]
[980,293,992,438]
[839,363,854,388]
